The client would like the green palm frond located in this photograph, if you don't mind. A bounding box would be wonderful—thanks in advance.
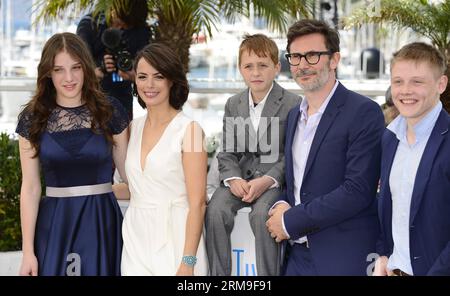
[193,1,221,36]
[343,0,450,53]
[217,0,248,24]
[35,0,312,34]
[251,0,291,32]
[33,0,94,22]
[92,0,114,18]
[219,0,312,33]
[282,0,312,18]
[154,0,219,36]
[33,0,312,72]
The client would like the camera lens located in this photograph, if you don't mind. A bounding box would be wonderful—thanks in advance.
[116,51,133,72]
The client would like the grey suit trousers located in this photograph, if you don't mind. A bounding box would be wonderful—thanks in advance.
[205,186,281,276]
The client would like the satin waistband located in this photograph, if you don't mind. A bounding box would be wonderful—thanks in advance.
[46,182,113,198]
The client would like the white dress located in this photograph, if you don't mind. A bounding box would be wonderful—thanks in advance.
[121,112,208,275]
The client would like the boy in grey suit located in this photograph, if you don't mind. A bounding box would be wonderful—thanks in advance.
[205,34,300,275]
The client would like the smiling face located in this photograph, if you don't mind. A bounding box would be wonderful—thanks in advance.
[391,59,447,126]
[239,50,280,101]
[135,57,173,108]
[289,33,339,93]
[51,50,84,105]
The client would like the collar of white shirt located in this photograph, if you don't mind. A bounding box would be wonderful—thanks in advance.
[248,82,274,110]
[299,80,339,121]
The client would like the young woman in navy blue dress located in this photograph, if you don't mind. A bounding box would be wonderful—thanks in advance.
[16,32,129,276]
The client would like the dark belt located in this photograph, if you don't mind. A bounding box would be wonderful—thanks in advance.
[392,269,411,276]
[298,241,309,248]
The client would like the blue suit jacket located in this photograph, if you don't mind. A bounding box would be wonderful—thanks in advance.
[377,110,450,276]
[280,83,384,275]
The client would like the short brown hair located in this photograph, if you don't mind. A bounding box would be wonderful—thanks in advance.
[286,19,340,54]
[133,43,189,110]
[238,34,279,66]
[391,42,446,76]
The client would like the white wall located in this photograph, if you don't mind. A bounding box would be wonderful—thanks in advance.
[0,251,21,276]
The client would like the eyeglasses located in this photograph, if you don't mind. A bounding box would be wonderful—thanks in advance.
[285,51,332,66]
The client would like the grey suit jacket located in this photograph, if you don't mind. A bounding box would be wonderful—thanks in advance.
[218,81,300,186]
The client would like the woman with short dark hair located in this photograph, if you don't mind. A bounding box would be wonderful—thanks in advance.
[118,43,209,276]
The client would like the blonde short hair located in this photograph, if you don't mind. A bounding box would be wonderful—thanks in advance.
[391,42,446,77]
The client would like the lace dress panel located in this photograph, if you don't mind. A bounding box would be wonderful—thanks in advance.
[16,96,129,140]
[46,105,92,133]
[45,105,95,155]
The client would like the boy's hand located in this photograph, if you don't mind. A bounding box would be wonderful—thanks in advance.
[242,176,274,203]
[229,179,250,198]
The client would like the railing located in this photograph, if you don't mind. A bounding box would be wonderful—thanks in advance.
[0,77,390,137]
[0,77,390,96]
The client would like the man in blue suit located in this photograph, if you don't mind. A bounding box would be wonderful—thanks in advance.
[373,42,450,276]
[266,19,385,275]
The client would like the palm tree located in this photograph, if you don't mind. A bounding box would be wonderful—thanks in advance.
[343,0,450,112]
[34,0,312,72]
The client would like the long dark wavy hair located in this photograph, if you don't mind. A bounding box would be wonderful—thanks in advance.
[19,32,114,157]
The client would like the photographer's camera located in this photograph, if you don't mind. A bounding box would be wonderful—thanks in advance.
[101,28,133,72]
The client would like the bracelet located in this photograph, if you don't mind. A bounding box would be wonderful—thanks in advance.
[181,255,197,267]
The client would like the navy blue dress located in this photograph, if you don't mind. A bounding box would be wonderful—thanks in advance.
[16,98,129,276]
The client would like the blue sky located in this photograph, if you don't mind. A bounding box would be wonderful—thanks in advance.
[14,0,33,28]
[7,0,33,31]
